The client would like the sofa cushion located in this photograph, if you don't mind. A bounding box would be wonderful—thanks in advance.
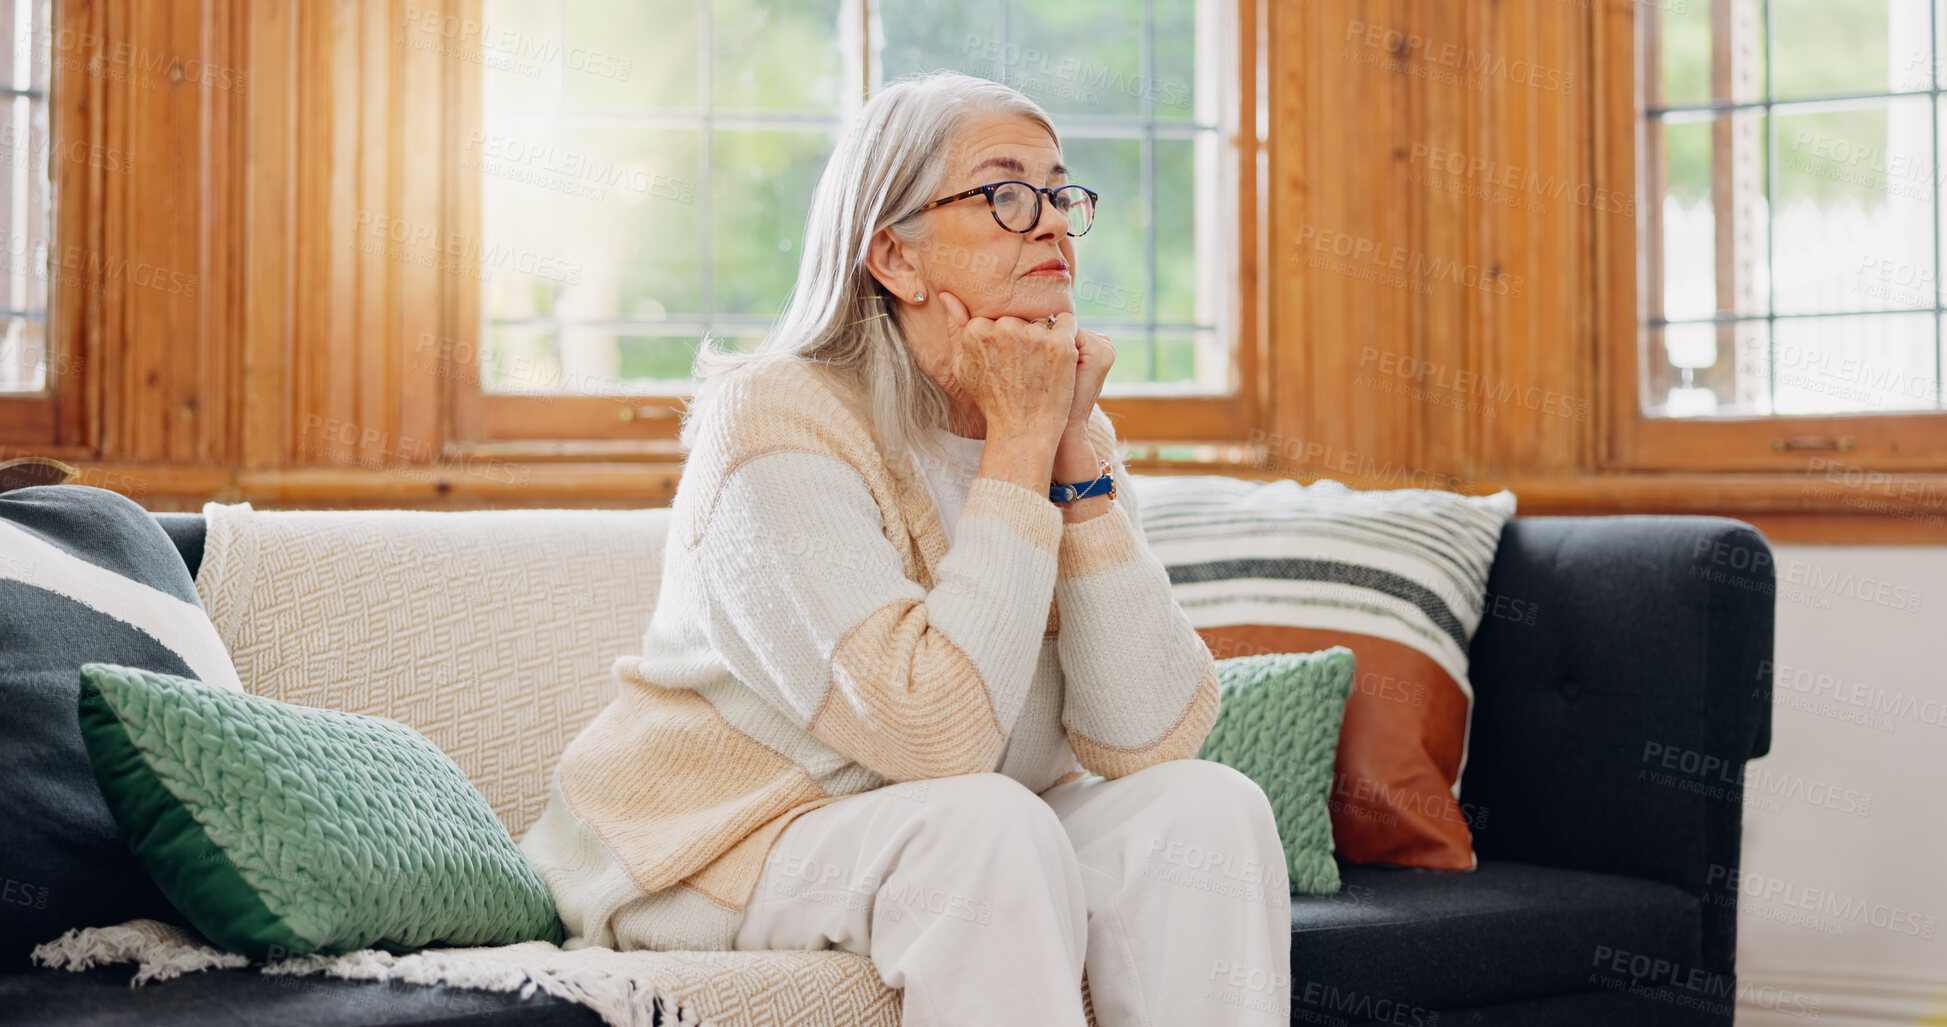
[77,664,564,959]
[1132,474,1516,871]
[0,486,243,969]
[1288,859,1702,1019]
[1195,647,1357,893]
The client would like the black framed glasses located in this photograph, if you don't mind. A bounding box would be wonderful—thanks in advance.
[913,180,1098,237]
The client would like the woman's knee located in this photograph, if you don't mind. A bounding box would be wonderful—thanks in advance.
[901,772,1071,851]
[1137,759,1279,834]
[1137,756,1265,796]
[1135,760,1289,886]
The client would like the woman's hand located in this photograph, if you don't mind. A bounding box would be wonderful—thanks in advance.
[937,291,1078,448]
[1050,326,1116,522]
[1064,327,1115,438]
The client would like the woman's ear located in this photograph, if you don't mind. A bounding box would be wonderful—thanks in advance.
[865,228,923,300]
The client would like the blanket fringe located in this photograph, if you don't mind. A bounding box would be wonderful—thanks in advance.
[31,922,705,1027]
[265,945,707,1027]
[29,919,249,985]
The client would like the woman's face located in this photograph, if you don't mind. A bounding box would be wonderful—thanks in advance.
[913,114,1077,321]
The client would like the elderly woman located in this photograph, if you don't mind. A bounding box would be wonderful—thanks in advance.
[521,72,1291,1026]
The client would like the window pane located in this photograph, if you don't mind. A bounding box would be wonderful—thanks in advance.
[1105,329,1157,383]
[1645,321,1772,417]
[1938,0,1947,91]
[1063,137,1144,327]
[883,0,1159,118]
[560,327,661,390]
[484,323,559,394]
[584,126,706,318]
[1657,113,1770,321]
[478,125,705,327]
[1154,0,1198,121]
[1774,99,1932,315]
[876,0,988,82]
[713,0,843,112]
[561,1,698,110]
[710,130,834,318]
[0,0,48,395]
[1003,5,1142,118]
[1658,118,1715,321]
[1155,138,1197,324]
[1651,316,1943,417]
[616,334,700,385]
[1657,0,1764,107]
[482,0,559,115]
[1153,333,1198,386]
[1767,313,1939,413]
[1772,0,1929,100]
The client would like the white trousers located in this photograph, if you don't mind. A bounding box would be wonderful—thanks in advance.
[732,759,1293,1027]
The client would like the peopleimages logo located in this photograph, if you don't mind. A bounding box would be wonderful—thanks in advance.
[401,7,634,81]
[960,36,1190,108]
[32,28,249,91]
[1355,346,1587,421]
[1589,946,1822,1019]
[1705,864,1937,939]
[1764,657,1947,731]
[1344,20,1575,94]
[1406,143,1634,216]
[464,131,694,203]
[0,236,198,297]
[1296,225,1526,298]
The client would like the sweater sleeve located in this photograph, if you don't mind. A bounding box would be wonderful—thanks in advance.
[692,448,1063,783]
[1054,415,1221,780]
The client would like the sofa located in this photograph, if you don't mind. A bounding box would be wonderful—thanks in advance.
[0,496,1775,1027]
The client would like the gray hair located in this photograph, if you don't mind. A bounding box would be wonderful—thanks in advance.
[678,72,1059,477]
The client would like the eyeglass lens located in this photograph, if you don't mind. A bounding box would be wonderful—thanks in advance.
[991,183,1094,236]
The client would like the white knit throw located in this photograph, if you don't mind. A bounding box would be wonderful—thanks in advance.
[31,918,903,1027]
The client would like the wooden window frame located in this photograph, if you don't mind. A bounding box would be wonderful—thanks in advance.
[439,0,1267,462]
[0,0,94,456]
[1602,0,1947,474]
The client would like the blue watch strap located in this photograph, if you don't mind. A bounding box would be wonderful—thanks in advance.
[1049,462,1116,503]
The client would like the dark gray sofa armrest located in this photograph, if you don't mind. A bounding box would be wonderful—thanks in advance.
[1460,515,1774,977]
[152,512,206,578]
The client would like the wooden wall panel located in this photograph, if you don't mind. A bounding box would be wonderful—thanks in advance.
[242,0,291,470]
[240,0,459,474]
[349,0,390,469]
[1272,0,1424,482]
[393,0,446,465]
[1413,0,1473,482]
[37,0,106,453]
[98,0,243,466]
[1272,0,1606,488]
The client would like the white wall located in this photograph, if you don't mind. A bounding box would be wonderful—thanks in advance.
[1734,545,1947,1026]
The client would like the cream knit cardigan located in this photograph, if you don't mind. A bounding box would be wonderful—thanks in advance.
[520,356,1221,953]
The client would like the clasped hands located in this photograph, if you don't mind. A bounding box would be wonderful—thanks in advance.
[933,290,1116,488]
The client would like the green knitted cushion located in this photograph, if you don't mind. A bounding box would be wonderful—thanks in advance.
[76,662,564,960]
[1195,647,1357,894]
